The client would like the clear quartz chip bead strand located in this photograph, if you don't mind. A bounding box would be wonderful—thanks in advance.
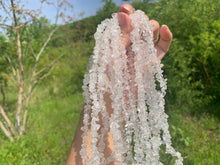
[80,10,183,165]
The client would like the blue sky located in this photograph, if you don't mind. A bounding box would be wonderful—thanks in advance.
[20,0,127,23]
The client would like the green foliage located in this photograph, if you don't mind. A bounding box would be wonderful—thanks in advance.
[0,35,16,76]
[132,0,220,115]
[189,21,220,107]
[43,41,94,97]
[20,17,52,54]
[168,112,220,164]
[68,16,98,42]
[0,36,8,75]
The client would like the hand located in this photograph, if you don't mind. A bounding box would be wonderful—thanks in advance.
[118,4,173,60]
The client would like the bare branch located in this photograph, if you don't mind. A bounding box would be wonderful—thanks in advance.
[15,20,31,29]
[36,26,59,62]
[29,26,59,86]
[22,48,66,133]
[0,106,17,136]
[35,51,66,76]
[30,45,36,59]
[0,121,14,141]
[27,26,59,90]
[20,26,59,133]
[18,0,44,28]
[38,65,55,82]
[55,0,60,24]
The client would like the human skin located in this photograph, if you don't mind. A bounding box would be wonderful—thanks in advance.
[65,4,172,165]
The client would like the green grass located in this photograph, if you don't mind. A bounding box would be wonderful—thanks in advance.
[167,112,220,165]
[0,92,84,165]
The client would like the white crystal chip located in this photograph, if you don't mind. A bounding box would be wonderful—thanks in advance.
[80,10,183,165]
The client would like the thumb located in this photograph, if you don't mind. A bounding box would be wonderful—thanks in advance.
[118,4,133,48]
[118,12,133,34]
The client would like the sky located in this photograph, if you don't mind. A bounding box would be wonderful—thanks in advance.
[15,0,127,23]
[73,0,126,18]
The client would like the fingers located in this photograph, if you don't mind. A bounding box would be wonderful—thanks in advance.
[155,25,172,60]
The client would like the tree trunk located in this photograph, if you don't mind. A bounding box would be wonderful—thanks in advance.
[15,29,24,135]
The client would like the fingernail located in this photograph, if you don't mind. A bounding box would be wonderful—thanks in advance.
[123,6,133,14]
[119,4,134,15]
[161,25,173,40]
[161,25,168,31]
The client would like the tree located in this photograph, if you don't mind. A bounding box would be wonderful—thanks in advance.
[0,0,73,141]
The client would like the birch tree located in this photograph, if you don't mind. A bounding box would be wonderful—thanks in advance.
[0,0,73,140]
